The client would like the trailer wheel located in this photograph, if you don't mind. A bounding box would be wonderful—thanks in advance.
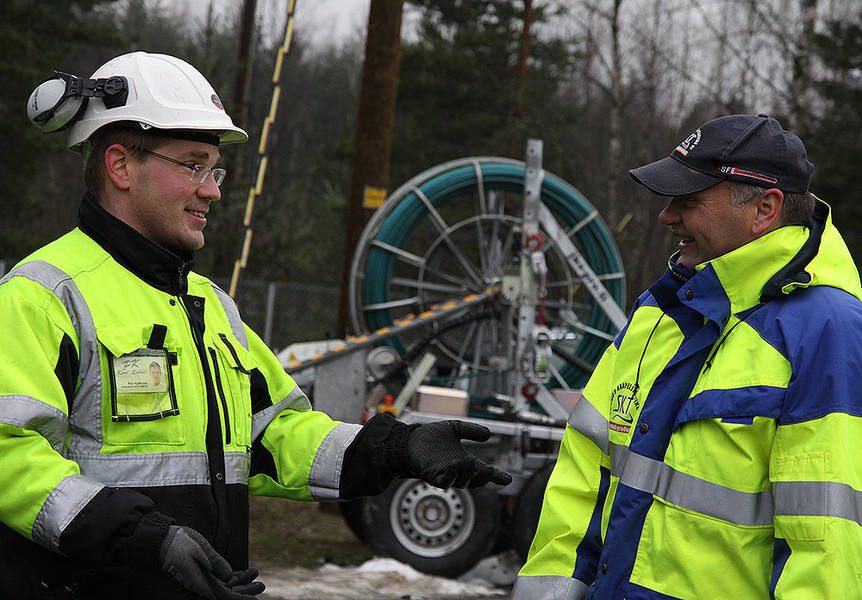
[512,461,555,561]
[361,478,499,577]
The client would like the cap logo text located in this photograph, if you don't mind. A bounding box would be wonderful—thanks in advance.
[720,166,778,184]
[675,128,701,156]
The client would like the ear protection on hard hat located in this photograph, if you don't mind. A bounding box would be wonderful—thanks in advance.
[27,71,129,133]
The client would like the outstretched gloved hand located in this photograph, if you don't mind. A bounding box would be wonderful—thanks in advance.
[387,419,512,489]
[158,525,265,600]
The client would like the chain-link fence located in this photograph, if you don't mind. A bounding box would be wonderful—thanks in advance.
[218,277,341,352]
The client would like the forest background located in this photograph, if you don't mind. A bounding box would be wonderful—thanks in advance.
[2,0,861,349]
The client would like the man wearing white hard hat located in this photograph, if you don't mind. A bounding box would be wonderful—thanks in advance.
[3,51,511,599]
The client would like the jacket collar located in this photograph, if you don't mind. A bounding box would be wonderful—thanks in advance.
[661,199,861,318]
[693,224,811,315]
[78,193,194,296]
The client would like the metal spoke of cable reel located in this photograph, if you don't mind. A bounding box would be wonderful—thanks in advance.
[349,142,627,399]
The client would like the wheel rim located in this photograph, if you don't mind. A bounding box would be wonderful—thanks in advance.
[389,480,475,558]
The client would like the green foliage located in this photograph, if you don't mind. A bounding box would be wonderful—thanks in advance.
[0,0,122,260]
[391,0,670,298]
[8,0,862,337]
[800,12,862,259]
[234,40,363,286]
[393,0,578,183]
[0,0,248,266]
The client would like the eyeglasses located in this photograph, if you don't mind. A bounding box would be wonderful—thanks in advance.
[136,148,227,187]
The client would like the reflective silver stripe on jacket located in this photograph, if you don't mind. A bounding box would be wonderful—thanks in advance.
[774,480,862,525]
[610,442,774,527]
[566,391,775,527]
[2,261,103,454]
[225,451,252,485]
[5,262,255,491]
[309,423,363,501]
[211,282,248,350]
[67,450,250,487]
[251,386,312,442]
[567,395,609,454]
[0,394,68,452]
[511,574,588,600]
[31,474,105,552]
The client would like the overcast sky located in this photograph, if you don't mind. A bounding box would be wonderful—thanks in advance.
[294,0,371,48]
[200,0,372,50]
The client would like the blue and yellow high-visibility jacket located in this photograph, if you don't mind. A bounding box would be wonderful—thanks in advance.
[515,200,862,599]
[0,194,399,599]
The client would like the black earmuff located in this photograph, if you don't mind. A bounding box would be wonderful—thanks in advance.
[27,70,129,133]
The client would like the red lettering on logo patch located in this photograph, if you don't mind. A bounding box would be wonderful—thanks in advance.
[610,422,631,433]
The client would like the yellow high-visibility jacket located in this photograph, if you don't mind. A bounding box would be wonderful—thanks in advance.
[515,200,862,599]
[0,195,396,599]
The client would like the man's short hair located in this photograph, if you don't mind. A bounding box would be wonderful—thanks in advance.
[83,125,157,197]
[727,181,815,227]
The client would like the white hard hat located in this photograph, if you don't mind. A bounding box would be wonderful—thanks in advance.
[62,51,247,151]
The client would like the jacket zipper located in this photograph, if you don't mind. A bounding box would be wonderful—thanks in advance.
[177,293,228,472]
[701,304,766,372]
[632,314,665,396]
[208,347,232,445]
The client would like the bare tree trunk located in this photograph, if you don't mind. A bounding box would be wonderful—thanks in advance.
[789,0,818,129]
[632,0,670,300]
[606,0,624,229]
[672,6,693,124]
[507,0,534,158]
[232,0,257,130]
[713,2,728,103]
[231,0,257,182]
[740,0,758,107]
[336,0,404,337]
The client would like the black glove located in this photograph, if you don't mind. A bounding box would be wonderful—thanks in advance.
[158,525,265,599]
[386,419,513,488]
[226,568,266,597]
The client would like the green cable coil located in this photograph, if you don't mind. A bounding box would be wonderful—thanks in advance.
[355,159,626,388]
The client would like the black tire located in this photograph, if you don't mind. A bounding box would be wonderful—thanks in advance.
[338,498,368,542]
[360,478,500,577]
[512,461,555,562]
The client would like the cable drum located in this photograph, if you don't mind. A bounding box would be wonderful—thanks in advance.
[349,156,625,389]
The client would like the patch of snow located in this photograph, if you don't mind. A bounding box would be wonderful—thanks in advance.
[259,555,511,599]
[355,556,426,579]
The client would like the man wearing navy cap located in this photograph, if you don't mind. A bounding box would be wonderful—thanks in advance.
[514,114,862,599]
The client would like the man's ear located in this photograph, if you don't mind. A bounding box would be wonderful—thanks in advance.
[751,188,784,236]
[104,144,132,191]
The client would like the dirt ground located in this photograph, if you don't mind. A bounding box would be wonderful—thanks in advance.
[249,496,374,570]
[248,496,516,600]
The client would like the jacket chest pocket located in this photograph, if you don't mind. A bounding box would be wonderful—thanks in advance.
[98,325,184,446]
[208,332,253,450]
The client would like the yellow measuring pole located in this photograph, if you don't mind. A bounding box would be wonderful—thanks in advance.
[229,0,298,298]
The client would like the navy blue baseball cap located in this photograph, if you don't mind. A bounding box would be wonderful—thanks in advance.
[629,114,814,196]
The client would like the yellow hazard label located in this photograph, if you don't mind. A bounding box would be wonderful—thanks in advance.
[362,185,388,208]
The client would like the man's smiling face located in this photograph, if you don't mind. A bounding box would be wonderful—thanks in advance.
[657,182,760,267]
[126,138,222,251]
